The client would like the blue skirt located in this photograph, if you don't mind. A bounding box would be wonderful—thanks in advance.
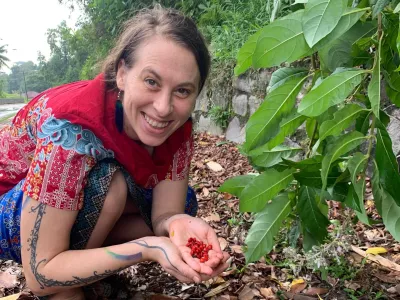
[0,159,198,264]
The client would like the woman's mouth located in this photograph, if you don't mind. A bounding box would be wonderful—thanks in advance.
[143,113,170,129]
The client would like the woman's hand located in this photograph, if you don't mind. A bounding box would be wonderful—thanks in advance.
[167,215,230,276]
[137,236,202,283]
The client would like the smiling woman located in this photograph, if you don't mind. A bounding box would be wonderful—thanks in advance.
[0,5,230,300]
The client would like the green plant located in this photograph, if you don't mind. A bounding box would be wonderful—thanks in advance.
[219,0,400,264]
[208,105,233,129]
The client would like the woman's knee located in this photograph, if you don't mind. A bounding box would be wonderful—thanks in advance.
[102,170,127,220]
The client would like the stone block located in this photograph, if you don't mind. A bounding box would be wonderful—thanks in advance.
[226,117,245,144]
[232,94,248,116]
[194,85,209,112]
[249,96,263,115]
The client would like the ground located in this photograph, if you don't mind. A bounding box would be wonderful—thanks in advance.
[1,127,400,300]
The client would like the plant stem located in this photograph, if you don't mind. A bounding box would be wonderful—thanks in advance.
[311,53,317,71]
[363,13,382,175]
[306,120,318,158]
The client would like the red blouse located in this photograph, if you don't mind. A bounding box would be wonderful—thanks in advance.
[0,74,194,210]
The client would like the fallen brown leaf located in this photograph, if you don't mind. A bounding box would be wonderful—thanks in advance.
[303,287,329,296]
[230,245,243,254]
[281,292,316,300]
[218,237,228,251]
[290,282,307,294]
[373,272,398,284]
[238,284,259,300]
[203,282,230,298]
[223,193,233,200]
[0,271,18,289]
[260,287,275,298]
[217,295,238,300]
[203,187,210,197]
[203,213,221,222]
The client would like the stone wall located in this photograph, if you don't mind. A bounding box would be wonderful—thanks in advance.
[193,69,272,143]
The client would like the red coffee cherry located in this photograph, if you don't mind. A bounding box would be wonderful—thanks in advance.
[186,237,213,262]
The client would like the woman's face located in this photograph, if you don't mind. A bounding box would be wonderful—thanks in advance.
[116,36,200,147]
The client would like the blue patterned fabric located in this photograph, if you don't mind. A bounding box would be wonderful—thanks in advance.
[0,180,24,263]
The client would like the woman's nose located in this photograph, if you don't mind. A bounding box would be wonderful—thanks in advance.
[153,92,173,117]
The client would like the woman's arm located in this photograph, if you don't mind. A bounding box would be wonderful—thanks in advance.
[151,175,189,237]
[21,195,201,297]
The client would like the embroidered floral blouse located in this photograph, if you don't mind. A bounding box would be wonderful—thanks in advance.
[0,74,194,210]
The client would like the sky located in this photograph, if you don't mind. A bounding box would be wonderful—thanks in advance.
[0,0,82,72]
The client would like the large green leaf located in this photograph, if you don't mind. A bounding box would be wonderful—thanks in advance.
[298,70,366,117]
[376,128,400,205]
[244,77,307,152]
[268,67,309,92]
[240,168,295,212]
[249,145,302,168]
[372,0,390,18]
[319,104,368,142]
[319,21,377,72]
[368,35,382,119]
[218,175,257,197]
[372,163,400,241]
[312,8,369,51]
[298,186,329,244]
[347,152,368,214]
[244,193,292,263]
[355,110,371,136]
[294,170,341,189]
[344,185,361,211]
[266,112,307,150]
[234,30,262,76]
[253,10,311,68]
[302,0,347,47]
[282,156,323,172]
[321,131,366,191]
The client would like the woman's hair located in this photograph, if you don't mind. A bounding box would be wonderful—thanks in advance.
[103,5,210,93]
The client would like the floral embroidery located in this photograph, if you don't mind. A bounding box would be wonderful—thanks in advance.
[39,117,114,160]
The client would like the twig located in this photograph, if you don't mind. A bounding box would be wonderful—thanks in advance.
[351,245,400,272]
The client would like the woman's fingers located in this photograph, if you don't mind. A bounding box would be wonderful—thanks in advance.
[167,254,202,283]
[203,249,223,268]
[206,230,224,259]
[180,247,202,273]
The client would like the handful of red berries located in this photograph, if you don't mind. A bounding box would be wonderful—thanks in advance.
[186,237,213,263]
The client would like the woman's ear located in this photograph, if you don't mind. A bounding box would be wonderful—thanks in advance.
[116,60,126,90]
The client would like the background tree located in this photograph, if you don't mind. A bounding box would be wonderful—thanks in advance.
[0,44,10,70]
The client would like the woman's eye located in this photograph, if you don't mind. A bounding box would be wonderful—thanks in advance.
[145,79,157,87]
[176,88,190,97]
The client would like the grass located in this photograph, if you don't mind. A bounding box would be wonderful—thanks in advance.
[0,92,22,99]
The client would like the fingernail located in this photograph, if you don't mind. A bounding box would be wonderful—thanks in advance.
[194,276,201,283]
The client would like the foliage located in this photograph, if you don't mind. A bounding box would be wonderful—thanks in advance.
[220,0,400,264]
[0,44,10,70]
[208,105,233,129]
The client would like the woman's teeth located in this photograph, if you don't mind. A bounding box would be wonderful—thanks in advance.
[144,114,169,128]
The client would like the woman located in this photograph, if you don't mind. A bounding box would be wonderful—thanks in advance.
[0,6,230,300]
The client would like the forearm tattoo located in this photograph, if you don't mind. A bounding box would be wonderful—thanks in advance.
[104,248,142,261]
[27,203,126,289]
[127,240,179,271]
